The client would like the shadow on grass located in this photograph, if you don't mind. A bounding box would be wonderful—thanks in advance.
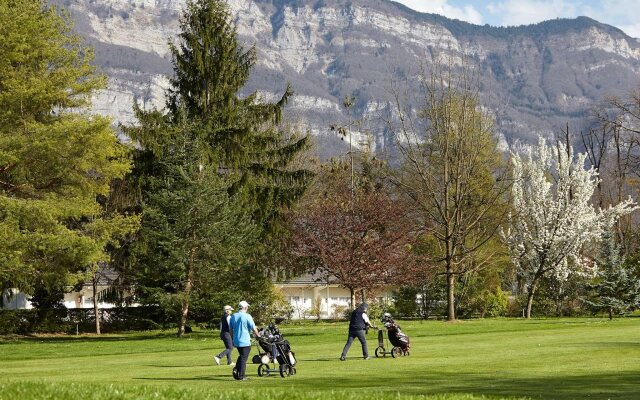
[0,331,204,345]
[296,370,639,400]
[296,357,339,362]
[134,376,230,382]
[144,364,217,368]
[279,332,318,338]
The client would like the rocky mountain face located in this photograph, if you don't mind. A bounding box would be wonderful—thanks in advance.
[51,0,640,155]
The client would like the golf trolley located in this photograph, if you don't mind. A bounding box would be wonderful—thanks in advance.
[374,313,410,358]
[253,323,297,378]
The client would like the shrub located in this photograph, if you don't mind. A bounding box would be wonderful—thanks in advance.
[331,304,348,320]
[483,287,509,317]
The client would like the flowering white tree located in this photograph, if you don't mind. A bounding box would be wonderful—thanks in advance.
[503,138,637,318]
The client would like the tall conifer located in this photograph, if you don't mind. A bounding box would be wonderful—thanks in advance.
[129,0,311,335]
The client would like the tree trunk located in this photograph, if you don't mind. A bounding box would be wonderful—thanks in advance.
[349,287,356,310]
[92,273,101,335]
[525,281,538,319]
[177,255,195,338]
[446,266,456,321]
[360,288,366,304]
[555,284,564,317]
[608,307,613,321]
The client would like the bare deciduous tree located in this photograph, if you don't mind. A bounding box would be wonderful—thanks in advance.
[387,59,511,321]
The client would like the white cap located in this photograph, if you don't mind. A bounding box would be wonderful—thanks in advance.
[223,305,233,311]
[238,300,249,309]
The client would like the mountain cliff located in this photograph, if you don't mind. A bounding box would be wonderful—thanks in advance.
[51,0,640,154]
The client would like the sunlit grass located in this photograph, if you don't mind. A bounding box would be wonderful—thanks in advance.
[1,318,638,400]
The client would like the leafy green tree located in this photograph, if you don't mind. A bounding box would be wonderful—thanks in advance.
[0,0,132,299]
[129,0,311,335]
[388,60,511,321]
[584,231,640,319]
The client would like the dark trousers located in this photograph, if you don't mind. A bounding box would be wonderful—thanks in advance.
[235,346,251,379]
[341,329,368,358]
[216,332,233,364]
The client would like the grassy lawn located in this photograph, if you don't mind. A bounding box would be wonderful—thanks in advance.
[0,318,638,400]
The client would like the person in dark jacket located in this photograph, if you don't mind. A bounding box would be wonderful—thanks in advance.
[214,305,235,366]
[340,302,372,360]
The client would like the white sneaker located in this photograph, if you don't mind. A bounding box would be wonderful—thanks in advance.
[214,356,221,365]
[228,362,235,366]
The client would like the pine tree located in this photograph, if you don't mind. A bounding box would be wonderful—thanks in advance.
[0,0,133,298]
[131,116,257,336]
[166,0,311,230]
[584,231,640,319]
[128,0,311,335]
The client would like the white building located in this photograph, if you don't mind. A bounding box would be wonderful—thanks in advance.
[2,267,125,310]
[274,272,394,320]
[3,270,395,321]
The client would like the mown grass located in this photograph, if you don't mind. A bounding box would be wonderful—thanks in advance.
[0,318,638,400]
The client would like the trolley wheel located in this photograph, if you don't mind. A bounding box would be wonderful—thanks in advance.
[375,346,386,358]
[391,347,400,358]
[232,367,240,380]
[258,364,270,377]
[291,367,297,375]
[279,364,293,377]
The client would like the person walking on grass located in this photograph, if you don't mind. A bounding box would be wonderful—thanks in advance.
[340,302,372,361]
[214,305,235,366]
[229,300,260,380]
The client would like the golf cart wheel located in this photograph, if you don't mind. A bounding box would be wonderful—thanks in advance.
[232,367,240,380]
[279,364,293,377]
[292,367,297,375]
[258,364,270,377]
[391,347,399,358]
[375,346,386,358]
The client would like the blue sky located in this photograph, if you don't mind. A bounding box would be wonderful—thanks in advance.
[394,0,640,38]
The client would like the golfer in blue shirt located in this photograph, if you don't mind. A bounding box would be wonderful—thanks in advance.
[229,300,260,380]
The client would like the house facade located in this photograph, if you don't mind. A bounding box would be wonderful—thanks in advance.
[2,284,119,310]
[4,271,395,321]
[274,273,394,319]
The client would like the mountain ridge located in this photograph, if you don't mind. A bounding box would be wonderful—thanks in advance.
[49,0,640,155]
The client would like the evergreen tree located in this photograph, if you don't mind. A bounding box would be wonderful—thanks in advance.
[166,0,311,230]
[0,1,133,298]
[132,116,257,336]
[129,0,311,335]
[584,231,640,319]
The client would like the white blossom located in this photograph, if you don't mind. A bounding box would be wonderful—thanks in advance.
[502,138,637,315]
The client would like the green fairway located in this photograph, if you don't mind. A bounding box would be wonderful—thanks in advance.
[1,318,638,400]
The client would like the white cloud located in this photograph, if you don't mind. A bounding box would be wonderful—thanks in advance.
[486,0,578,27]
[397,0,484,24]
[396,0,640,38]
[486,0,640,36]
[618,24,640,39]
[581,1,640,38]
